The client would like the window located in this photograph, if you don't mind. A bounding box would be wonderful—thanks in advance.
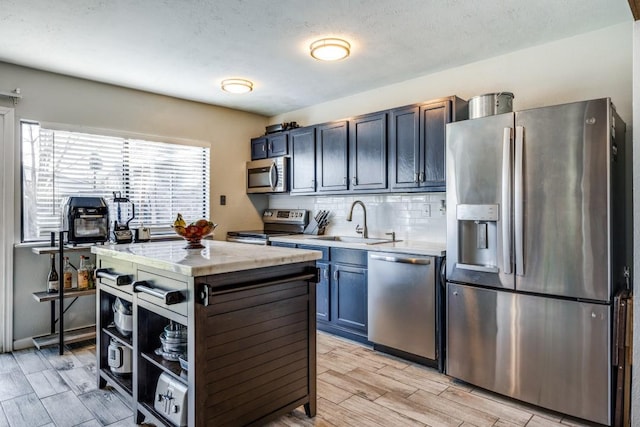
[21,122,210,242]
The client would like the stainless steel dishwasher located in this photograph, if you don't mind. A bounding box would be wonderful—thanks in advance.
[367,252,435,360]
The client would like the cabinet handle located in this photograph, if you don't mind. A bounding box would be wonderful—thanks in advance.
[351,177,357,186]
[262,145,266,152]
[96,268,131,286]
[414,172,419,183]
[343,177,347,185]
[132,280,184,305]
[419,171,425,182]
[324,268,329,279]
[268,142,273,152]
[333,270,339,281]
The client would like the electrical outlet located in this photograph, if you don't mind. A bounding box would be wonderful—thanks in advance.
[220,195,226,205]
[423,204,431,217]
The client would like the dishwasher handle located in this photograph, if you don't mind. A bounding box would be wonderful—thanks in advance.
[369,254,431,265]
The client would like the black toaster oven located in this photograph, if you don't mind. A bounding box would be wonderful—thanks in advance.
[62,196,110,244]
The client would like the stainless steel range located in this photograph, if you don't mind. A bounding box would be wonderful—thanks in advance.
[226,209,308,245]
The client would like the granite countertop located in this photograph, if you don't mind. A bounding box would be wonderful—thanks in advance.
[268,235,446,257]
[91,240,322,277]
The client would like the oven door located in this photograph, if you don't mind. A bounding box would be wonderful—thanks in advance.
[246,157,288,194]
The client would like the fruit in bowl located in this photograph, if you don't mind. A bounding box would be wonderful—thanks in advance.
[172,214,217,249]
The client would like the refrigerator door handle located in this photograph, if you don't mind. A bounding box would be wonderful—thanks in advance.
[514,125,524,276]
[501,128,512,274]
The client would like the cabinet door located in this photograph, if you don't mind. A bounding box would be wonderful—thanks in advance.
[389,106,420,189]
[331,264,367,334]
[251,137,267,160]
[316,262,330,322]
[289,127,316,194]
[268,133,288,157]
[349,112,387,190]
[420,100,450,189]
[316,121,348,192]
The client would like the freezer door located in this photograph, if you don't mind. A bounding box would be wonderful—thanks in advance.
[446,283,611,425]
[446,113,515,289]
[515,99,611,301]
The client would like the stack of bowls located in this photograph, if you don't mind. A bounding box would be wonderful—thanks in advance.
[157,322,187,361]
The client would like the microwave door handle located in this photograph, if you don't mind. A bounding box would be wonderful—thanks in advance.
[514,126,524,276]
[501,127,512,274]
[269,161,277,190]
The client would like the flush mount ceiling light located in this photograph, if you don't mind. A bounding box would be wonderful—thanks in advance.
[310,38,351,61]
[221,78,253,94]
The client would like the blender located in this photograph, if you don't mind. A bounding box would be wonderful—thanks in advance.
[112,191,135,244]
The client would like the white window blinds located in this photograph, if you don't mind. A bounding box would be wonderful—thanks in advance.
[21,122,210,241]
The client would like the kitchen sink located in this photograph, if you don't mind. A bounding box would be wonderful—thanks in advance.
[310,235,395,245]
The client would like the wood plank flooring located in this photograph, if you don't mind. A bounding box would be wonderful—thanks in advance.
[0,333,600,426]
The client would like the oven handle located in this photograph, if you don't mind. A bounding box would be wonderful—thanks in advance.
[132,280,184,305]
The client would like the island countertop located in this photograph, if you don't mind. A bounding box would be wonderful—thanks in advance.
[91,239,322,276]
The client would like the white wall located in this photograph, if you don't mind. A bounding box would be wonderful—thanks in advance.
[271,23,632,127]
[0,62,268,346]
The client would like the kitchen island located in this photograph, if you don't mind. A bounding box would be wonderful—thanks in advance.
[92,240,322,427]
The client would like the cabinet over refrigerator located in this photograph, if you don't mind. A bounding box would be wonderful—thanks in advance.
[445,98,629,425]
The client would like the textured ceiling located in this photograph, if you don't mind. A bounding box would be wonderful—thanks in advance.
[0,0,632,116]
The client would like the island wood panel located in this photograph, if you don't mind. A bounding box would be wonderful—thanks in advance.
[194,266,317,427]
[206,314,307,354]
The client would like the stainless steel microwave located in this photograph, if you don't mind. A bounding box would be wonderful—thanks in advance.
[246,157,289,193]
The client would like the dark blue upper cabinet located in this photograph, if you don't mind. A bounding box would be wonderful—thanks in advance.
[289,126,317,194]
[349,112,387,191]
[250,133,288,160]
[420,101,450,190]
[389,105,421,189]
[251,136,268,160]
[389,98,453,191]
[316,120,348,192]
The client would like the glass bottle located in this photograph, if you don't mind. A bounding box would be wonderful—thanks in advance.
[77,256,89,289]
[63,256,74,289]
[46,254,59,293]
[87,257,95,289]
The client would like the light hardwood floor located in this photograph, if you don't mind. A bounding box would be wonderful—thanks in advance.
[0,333,598,427]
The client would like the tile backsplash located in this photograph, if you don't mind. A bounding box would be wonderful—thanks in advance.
[269,193,447,243]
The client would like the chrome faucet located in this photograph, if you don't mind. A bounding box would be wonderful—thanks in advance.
[346,200,368,238]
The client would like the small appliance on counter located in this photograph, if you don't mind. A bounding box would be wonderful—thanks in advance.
[111,192,135,244]
[108,339,132,375]
[226,208,308,245]
[62,196,110,245]
[134,224,151,242]
[155,372,188,426]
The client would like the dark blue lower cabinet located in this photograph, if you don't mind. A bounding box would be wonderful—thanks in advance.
[331,264,367,335]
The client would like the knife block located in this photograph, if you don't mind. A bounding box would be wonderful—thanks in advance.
[303,218,325,235]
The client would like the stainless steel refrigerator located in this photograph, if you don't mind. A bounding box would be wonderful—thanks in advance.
[445,98,629,425]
